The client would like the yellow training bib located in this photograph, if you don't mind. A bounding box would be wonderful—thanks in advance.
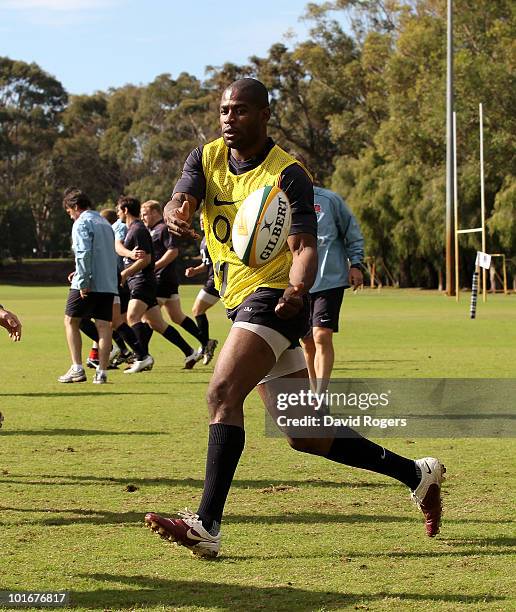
[201,138,299,309]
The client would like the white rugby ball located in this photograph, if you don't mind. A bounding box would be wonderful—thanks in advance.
[232,186,292,267]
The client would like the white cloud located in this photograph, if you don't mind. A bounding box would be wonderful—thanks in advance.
[0,0,117,10]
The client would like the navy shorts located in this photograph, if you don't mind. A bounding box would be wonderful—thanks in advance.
[227,287,309,347]
[156,282,179,300]
[308,286,345,332]
[128,280,158,309]
[65,289,114,322]
[203,274,220,298]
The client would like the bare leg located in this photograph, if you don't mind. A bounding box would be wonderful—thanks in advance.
[95,319,112,371]
[64,316,83,365]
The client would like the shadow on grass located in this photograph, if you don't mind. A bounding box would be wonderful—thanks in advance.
[1,507,514,530]
[0,473,393,489]
[65,573,506,610]
[1,508,419,527]
[0,429,164,437]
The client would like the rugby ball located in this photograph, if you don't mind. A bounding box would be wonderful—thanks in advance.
[232,186,292,267]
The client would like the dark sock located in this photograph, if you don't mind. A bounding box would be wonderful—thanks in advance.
[162,325,193,357]
[112,329,128,353]
[326,431,420,490]
[80,318,99,342]
[195,314,210,347]
[143,322,154,344]
[116,323,141,356]
[197,424,245,531]
[131,322,150,360]
[180,316,204,344]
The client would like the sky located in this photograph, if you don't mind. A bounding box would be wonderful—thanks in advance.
[0,0,328,95]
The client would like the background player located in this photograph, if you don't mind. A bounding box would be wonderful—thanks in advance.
[140,200,205,361]
[58,188,117,384]
[117,196,200,372]
[300,178,365,390]
[185,223,219,365]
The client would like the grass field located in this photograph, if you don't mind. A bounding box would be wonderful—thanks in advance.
[0,285,514,611]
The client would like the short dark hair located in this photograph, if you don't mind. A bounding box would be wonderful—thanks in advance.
[225,78,269,109]
[117,195,140,217]
[63,188,92,211]
[100,208,117,225]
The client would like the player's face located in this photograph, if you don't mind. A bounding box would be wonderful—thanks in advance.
[65,206,80,220]
[219,89,268,151]
[116,205,126,222]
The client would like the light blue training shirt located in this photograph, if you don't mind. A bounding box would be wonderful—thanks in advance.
[310,186,364,293]
[71,210,118,294]
[112,218,128,272]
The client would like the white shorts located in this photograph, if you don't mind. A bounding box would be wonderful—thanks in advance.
[233,321,307,384]
[197,289,220,305]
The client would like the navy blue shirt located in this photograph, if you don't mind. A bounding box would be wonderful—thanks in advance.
[123,220,155,286]
[149,220,179,285]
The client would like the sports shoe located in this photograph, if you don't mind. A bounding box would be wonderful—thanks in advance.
[202,339,218,365]
[411,457,446,537]
[124,354,154,374]
[0,412,4,429]
[93,370,107,384]
[145,509,221,558]
[58,367,87,383]
[109,346,121,366]
[86,357,99,369]
[184,349,202,370]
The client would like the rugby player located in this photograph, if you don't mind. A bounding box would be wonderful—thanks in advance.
[58,188,117,384]
[185,222,219,365]
[117,196,200,372]
[144,79,445,557]
[140,200,204,363]
[301,179,365,391]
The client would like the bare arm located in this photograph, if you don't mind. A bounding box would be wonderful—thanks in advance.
[275,233,318,319]
[115,238,138,259]
[185,262,208,278]
[120,253,151,284]
[154,248,178,272]
[164,193,200,238]
[0,307,22,341]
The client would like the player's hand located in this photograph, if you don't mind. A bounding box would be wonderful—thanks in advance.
[133,248,146,260]
[0,309,22,342]
[67,271,75,283]
[120,270,128,286]
[185,267,196,278]
[164,200,199,239]
[349,267,363,291]
[275,283,305,320]
[80,288,90,298]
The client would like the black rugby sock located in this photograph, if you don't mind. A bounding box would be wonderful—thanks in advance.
[197,423,245,531]
[326,432,420,490]
[162,325,193,357]
[143,322,154,344]
[131,322,150,359]
[195,314,210,347]
[116,323,141,355]
[112,329,128,353]
[79,319,99,342]
[180,316,204,344]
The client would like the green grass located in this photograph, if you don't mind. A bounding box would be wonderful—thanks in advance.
[0,285,515,611]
